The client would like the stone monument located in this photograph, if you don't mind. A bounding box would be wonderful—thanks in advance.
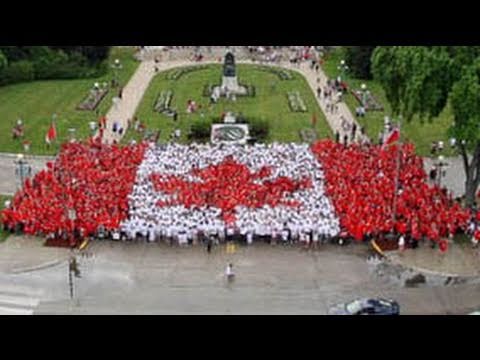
[213,50,247,98]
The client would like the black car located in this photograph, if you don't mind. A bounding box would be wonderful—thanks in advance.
[329,298,400,315]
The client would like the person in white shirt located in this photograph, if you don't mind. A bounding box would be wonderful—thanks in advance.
[398,235,405,252]
[225,263,235,281]
[246,232,253,245]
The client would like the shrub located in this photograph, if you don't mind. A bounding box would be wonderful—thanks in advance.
[0,51,7,72]
[189,119,213,142]
[249,119,270,142]
[0,60,35,86]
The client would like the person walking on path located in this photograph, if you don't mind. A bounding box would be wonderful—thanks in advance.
[351,123,357,142]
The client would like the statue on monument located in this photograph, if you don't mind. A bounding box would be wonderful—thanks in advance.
[223,52,236,78]
[211,49,247,99]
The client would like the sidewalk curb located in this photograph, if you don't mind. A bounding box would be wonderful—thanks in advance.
[384,252,480,285]
[0,152,56,161]
[10,259,66,275]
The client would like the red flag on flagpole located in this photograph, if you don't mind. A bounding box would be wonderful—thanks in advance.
[45,122,57,145]
[382,128,400,149]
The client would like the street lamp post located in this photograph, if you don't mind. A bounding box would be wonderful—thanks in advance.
[361,83,368,109]
[68,128,77,143]
[14,154,32,190]
[89,121,97,137]
[337,59,349,82]
[111,59,122,88]
[392,116,403,227]
[436,155,449,188]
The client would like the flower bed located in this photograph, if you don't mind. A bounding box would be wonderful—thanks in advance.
[154,90,174,114]
[287,91,307,112]
[166,66,209,81]
[352,89,384,111]
[76,88,109,111]
[254,66,293,80]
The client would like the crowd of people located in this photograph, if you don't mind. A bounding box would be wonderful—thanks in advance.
[1,140,147,246]
[312,140,470,244]
[0,138,472,248]
[121,142,340,245]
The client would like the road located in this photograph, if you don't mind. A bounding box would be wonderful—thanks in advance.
[0,241,479,315]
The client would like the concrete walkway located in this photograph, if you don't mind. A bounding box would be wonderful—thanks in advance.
[0,154,53,196]
[102,60,223,144]
[0,235,69,274]
[101,56,366,146]
[267,60,366,144]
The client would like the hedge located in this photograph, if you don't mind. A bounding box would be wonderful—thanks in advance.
[0,60,35,86]
[188,119,213,142]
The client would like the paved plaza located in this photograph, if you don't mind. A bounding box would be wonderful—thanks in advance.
[0,237,479,314]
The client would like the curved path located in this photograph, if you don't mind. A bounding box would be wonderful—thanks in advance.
[101,57,366,145]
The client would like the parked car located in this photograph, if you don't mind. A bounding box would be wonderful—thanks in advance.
[329,298,400,315]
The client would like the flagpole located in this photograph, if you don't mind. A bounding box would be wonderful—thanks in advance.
[391,116,402,227]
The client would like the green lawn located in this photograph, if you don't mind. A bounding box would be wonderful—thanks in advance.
[0,47,140,155]
[125,64,332,144]
[0,195,12,242]
[322,49,455,157]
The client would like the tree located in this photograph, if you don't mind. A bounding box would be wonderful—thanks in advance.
[0,51,7,72]
[51,46,111,64]
[344,46,376,79]
[372,46,480,207]
[449,60,480,206]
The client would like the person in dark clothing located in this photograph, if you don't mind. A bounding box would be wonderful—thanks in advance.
[343,134,348,147]
[335,131,340,143]
[207,238,213,253]
[173,111,178,122]
[351,123,357,142]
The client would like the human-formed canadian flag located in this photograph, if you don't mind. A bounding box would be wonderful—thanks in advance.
[1,139,470,247]
[121,143,340,238]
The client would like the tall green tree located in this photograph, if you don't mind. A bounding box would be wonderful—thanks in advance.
[344,46,376,79]
[372,46,480,206]
[0,50,7,71]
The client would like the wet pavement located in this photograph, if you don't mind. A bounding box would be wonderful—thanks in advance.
[0,239,479,314]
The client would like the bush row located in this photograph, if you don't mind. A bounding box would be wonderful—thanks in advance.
[166,66,209,81]
[253,66,293,80]
[0,47,108,86]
